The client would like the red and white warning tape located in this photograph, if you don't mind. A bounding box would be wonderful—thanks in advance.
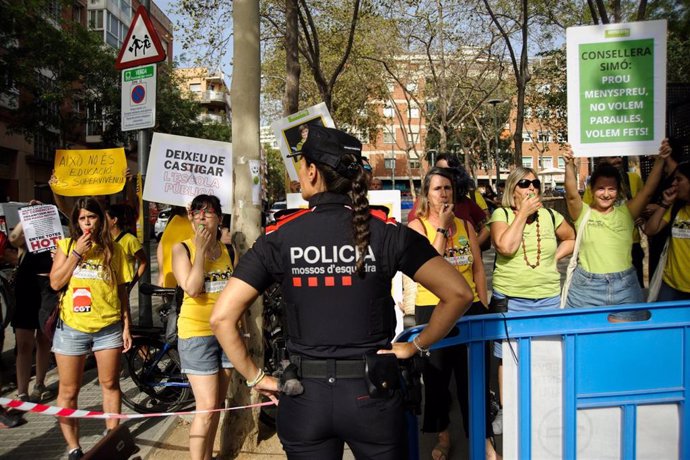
[0,397,275,420]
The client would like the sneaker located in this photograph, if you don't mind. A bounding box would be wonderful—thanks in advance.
[30,383,53,403]
[492,408,503,435]
[16,393,29,402]
[0,408,27,429]
[67,447,84,460]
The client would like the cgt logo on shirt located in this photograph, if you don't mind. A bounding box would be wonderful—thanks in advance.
[72,287,92,313]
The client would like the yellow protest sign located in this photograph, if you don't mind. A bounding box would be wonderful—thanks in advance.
[50,148,127,196]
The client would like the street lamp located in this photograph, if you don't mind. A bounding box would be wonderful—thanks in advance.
[487,98,504,188]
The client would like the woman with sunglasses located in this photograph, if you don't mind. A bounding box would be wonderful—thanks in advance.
[644,160,690,301]
[172,194,236,460]
[489,168,575,433]
[562,140,671,309]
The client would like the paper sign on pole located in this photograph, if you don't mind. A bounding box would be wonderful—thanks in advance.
[567,20,667,157]
[50,148,127,196]
[271,103,335,181]
[143,133,233,212]
[18,205,64,253]
[121,64,156,131]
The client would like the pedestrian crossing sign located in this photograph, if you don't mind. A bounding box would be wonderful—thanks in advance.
[115,5,167,70]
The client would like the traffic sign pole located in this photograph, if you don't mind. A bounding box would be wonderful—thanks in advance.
[137,0,152,327]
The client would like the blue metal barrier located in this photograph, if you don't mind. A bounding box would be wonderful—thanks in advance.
[396,301,690,459]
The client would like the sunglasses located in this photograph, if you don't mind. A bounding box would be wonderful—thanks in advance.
[363,164,373,172]
[516,179,541,189]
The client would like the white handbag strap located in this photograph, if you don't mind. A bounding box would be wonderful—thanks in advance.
[560,206,591,309]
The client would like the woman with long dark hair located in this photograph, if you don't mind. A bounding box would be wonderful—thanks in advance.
[172,194,236,460]
[49,197,132,460]
[210,126,473,459]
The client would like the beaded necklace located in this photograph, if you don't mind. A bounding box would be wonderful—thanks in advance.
[512,209,541,269]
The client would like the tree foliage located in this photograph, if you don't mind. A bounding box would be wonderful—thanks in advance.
[0,0,230,149]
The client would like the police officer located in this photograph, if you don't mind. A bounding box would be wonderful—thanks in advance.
[211,126,473,459]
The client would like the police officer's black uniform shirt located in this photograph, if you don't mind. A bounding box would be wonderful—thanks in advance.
[233,191,438,360]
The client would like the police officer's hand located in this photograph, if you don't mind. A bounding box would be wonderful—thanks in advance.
[378,342,416,360]
[254,375,280,404]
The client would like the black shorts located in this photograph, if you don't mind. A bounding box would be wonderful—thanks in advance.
[11,275,53,330]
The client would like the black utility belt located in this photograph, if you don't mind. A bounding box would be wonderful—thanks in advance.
[291,357,365,379]
[291,354,401,399]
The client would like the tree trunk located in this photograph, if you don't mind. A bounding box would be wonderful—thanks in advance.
[219,0,262,457]
[283,0,300,115]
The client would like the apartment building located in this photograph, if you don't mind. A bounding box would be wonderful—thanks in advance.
[175,68,231,125]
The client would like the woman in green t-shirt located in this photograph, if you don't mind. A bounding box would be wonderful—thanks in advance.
[562,140,671,309]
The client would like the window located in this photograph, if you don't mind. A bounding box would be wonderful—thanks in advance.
[45,0,61,24]
[408,104,420,119]
[383,103,395,118]
[89,10,104,29]
[557,157,565,168]
[383,127,396,144]
[522,156,534,168]
[525,107,533,118]
[405,81,417,92]
[73,5,83,23]
[556,131,567,143]
[409,158,421,169]
[406,125,420,144]
[540,156,553,170]
[189,83,202,93]
[33,132,59,162]
[522,131,533,142]
[537,131,551,143]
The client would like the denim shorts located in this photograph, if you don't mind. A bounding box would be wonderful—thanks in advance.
[492,291,560,359]
[52,321,123,356]
[565,266,642,309]
[178,335,234,375]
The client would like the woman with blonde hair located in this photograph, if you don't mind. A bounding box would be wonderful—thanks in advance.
[489,167,575,434]
[409,167,495,460]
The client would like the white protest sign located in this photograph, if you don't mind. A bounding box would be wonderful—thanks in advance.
[567,20,666,157]
[286,190,406,333]
[18,205,64,253]
[143,133,233,212]
[271,103,335,181]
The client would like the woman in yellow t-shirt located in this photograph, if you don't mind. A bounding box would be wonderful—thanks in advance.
[644,161,690,301]
[408,167,494,460]
[106,204,148,292]
[172,195,235,460]
[49,197,133,459]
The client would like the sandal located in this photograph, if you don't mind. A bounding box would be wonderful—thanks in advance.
[432,442,450,460]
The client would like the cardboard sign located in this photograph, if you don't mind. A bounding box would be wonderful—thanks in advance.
[567,20,667,157]
[271,103,335,180]
[18,205,64,253]
[143,133,233,212]
[51,148,127,196]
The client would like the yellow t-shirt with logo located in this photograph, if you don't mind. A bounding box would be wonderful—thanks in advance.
[177,240,234,339]
[415,217,478,305]
[575,203,633,274]
[116,232,143,276]
[57,238,132,333]
[662,204,690,293]
[583,171,643,243]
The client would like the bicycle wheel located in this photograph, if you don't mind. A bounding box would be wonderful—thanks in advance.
[120,337,193,414]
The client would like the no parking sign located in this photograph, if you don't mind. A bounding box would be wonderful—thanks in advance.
[121,64,156,131]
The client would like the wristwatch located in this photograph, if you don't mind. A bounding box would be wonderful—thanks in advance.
[436,227,449,237]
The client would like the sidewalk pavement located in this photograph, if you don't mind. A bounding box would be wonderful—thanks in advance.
[0,241,177,460]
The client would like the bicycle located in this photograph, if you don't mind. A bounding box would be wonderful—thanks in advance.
[119,283,193,414]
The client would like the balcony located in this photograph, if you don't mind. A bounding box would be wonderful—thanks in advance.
[198,113,228,124]
[197,90,230,107]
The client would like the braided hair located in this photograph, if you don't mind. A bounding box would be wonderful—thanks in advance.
[305,154,371,275]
